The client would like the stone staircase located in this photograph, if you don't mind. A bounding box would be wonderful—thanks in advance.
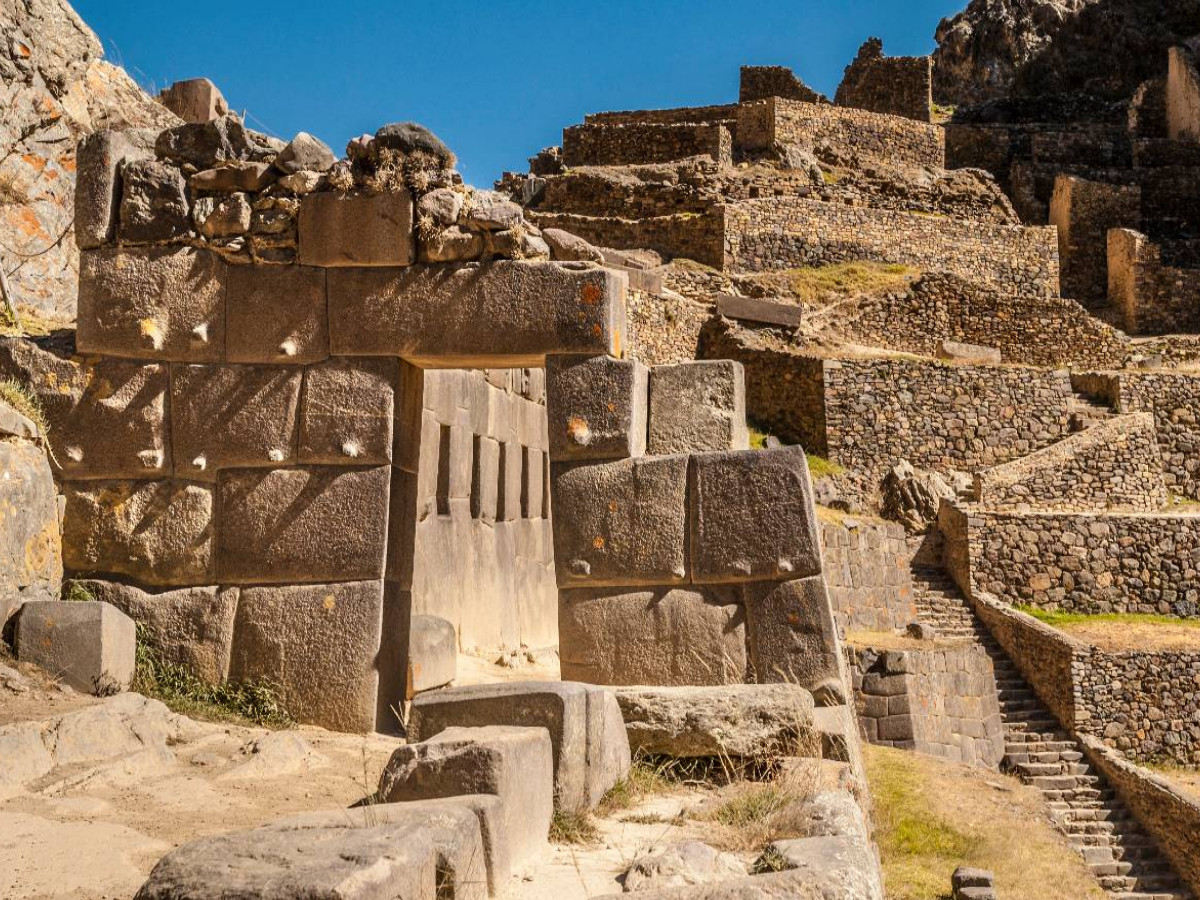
[912,566,1192,900]
[1067,386,1117,433]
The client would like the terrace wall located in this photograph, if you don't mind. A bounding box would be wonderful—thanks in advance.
[821,516,916,634]
[834,39,933,124]
[562,122,733,168]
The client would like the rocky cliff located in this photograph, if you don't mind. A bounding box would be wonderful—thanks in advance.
[0,0,178,321]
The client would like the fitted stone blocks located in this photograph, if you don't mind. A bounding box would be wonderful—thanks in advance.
[379,725,553,871]
[648,360,749,455]
[408,613,457,697]
[63,480,214,586]
[226,264,329,364]
[298,357,398,465]
[327,261,627,367]
[551,455,689,587]
[545,354,648,461]
[409,681,631,811]
[689,446,821,583]
[217,466,389,584]
[16,600,135,694]
[230,580,384,732]
[84,581,238,684]
[74,129,154,250]
[745,576,843,695]
[171,365,302,478]
[298,191,415,267]
[77,246,226,362]
[559,586,747,685]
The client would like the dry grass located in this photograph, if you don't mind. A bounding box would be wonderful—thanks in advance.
[868,745,1105,900]
[1018,607,1200,652]
[0,303,72,338]
[548,808,601,846]
[597,756,676,816]
[0,378,47,436]
[1148,763,1200,803]
[745,262,918,306]
[698,764,819,853]
[844,630,967,652]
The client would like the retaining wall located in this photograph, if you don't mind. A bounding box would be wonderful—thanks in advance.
[1109,228,1200,334]
[821,516,916,634]
[834,39,932,124]
[562,122,733,168]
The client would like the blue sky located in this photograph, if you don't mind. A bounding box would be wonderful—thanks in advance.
[74,0,964,186]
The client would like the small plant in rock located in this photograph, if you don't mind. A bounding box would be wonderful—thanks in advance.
[597,755,675,815]
[0,378,47,437]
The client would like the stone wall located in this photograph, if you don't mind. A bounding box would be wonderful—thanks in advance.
[584,104,738,127]
[834,38,932,124]
[736,98,944,169]
[722,197,1061,297]
[821,516,916,634]
[529,210,725,269]
[1167,45,1200,142]
[849,644,1005,768]
[837,273,1128,369]
[1109,228,1200,334]
[739,66,823,104]
[971,413,1168,513]
[1049,175,1141,305]
[562,123,732,167]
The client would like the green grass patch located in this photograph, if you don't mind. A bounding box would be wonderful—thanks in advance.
[0,378,47,437]
[1016,606,1200,630]
[806,454,844,478]
[133,627,293,729]
[62,580,96,603]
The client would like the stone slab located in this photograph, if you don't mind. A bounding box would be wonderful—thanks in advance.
[938,340,1002,365]
[759,835,884,900]
[715,294,803,328]
[545,354,648,461]
[327,261,626,367]
[171,365,302,479]
[16,600,135,694]
[648,360,749,455]
[379,725,553,872]
[298,191,415,267]
[74,129,154,250]
[551,455,689,587]
[559,586,746,686]
[83,581,237,683]
[226,264,329,364]
[298,357,398,465]
[408,613,456,697]
[217,466,389,584]
[77,246,226,362]
[0,441,62,625]
[689,446,821,583]
[63,480,214,586]
[229,580,384,732]
[744,576,844,698]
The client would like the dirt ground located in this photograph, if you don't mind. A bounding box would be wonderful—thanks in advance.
[1054,620,1200,653]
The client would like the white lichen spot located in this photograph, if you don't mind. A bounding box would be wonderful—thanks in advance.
[192,455,207,471]
[268,448,285,462]
[341,440,361,459]
[66,445,83,463]
[278,338,298,357]
[191,323,209,345]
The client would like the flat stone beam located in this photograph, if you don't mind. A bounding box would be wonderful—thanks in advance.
[327,261,627,367]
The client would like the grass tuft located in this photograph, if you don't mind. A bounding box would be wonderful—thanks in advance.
[0,378,47,436]
[701,769,817,853]
[548,807,601,846]
[62,580,96,603]
[133,626,293,729]
[806,454,844,478]
[597,756,675,815]
[1017,606,1200,629]
[745,262,918,307]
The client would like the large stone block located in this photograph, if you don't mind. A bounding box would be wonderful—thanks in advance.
[744,576,843,697]
[408,613,456,697]
[689,446,821,583]
[16,600,135,694]
[0,441,62,626]
[298,191,415,267]
[217,466,389,584]
[559,586,747,686]
[545,354,648,461]
[408,681,631,811]
[226,264,329,364]
[77,246,226,362]
[118,159,192,244]
[551,455,689,587]
[379,725,553,871]
[648,361,749,455]
[298,357,398,465]
[63,480,214,586]
[133,822,438,900]
[230,580,384,732]
[83,581,238,683]
[74,129,154,249]
[0,339,170,479]
[327,261,627,367]
[171,365,302,479]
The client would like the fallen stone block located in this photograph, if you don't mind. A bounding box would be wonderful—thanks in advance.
[63,480,214,586]
[74,129,155,249]
[82,581,237,684]
[379,725,553,872]
[953,866,996,900]
[559,586,746,686]
[298,357,398,465]
[226,264,329,364]
[298,191,414,267]
[744,576,843,697]
[217,466,389,584]
[757,835,884,900]
[0,441,62,625]
[648,360,749,455]
[938,340,1002,365]
[230,580,384,732]
[327,261,626,367]
[158,78,228,124]
[715,293,804,328]
[133,821,438,900]
[408,614,456,697]
[545,354,648,461]
[408,681,630,810]
[77,246,226,362]
[622,842,748,893]
[689,446,821,583]
[551,455,689,587]
[171,365,302,479]
[16,600,135,694]
[615,684,817,759]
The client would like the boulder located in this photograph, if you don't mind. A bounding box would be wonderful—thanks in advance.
[622,842,748,892]
[298,191,414,267]
[154,114,252,169]
[189,161,276,193]
[158,78,228,124]
[793,790,869,842]
[462,190,524,231]
[274,132,335,174]
[416,188,465,229]
[118,159,191,244]
[16,600,135,694]
[647,361,749,455]
[614,684,817,759]
[545,354,648,461]
[543,228,605,263]
[407,614,456,697]
[881,459,958,533]
[195,192,251,238]
[373,122,454,165]
[756,835,883,900]
[418,225,483,262]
